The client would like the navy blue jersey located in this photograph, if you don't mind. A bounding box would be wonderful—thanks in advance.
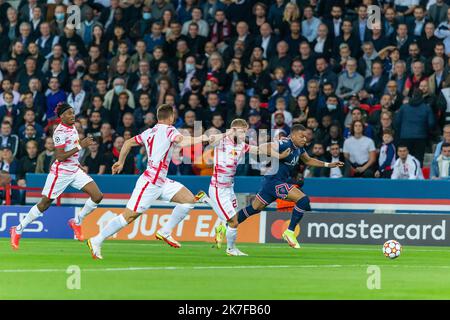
[265,139,307,181]
[255,139,307,205]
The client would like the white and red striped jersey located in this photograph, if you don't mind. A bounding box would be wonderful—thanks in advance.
[51,123,81,175]
[135,123,182,186]
[210,137,250,188]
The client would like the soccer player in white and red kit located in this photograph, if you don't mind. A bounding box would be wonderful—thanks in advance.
[87,104,225,259]
[10,103,103,250]
[208,119,291,256]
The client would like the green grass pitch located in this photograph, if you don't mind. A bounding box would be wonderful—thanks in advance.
[1,238,450,299]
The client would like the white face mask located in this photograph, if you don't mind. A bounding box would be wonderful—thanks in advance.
[185,63,195,73]
[327,104,337,111]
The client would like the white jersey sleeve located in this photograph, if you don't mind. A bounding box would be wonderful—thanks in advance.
[53,130,67,149]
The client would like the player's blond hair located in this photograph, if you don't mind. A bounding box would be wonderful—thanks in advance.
[230,118,248,129]
[156,104,174,120]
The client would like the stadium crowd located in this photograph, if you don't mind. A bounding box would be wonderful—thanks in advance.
[1,0,450,192]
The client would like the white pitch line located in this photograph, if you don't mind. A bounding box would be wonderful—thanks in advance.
[9,240,450,252]
[1,264,450,273]
[99,242,450,252]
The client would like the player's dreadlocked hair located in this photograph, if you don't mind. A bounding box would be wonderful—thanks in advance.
[55,102,72,117]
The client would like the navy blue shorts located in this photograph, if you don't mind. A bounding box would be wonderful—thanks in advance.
[255,177,296,206]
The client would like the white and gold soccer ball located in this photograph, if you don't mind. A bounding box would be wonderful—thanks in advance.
[383,240,402,259]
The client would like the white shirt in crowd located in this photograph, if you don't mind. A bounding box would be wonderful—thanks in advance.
[329,156,343,178]
[435,21,450,55]
[437,156,450,178]
[261,36,271,59]
[343,136,376,165]
[314,37,325,54]
[391,154,424,180]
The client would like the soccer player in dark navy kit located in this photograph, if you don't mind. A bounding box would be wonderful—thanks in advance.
[237,124,344,248]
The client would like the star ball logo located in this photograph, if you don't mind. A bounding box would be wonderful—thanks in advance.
[270,219,300,239]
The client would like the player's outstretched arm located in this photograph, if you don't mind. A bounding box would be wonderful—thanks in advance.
[177,128,235,147]
[207,128,235,145]
[175,134,203,147]
[255,142,291,159]
[112,137,140,174]
[300,153,345,168]
[55,137,94,162]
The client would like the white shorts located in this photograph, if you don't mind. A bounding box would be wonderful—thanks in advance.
[126,175,185,213]
[208,185,238,221]
[42,169,93,199]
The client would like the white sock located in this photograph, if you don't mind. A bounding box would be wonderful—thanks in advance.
[226,226,238,250]
[92,214,127,245]
[75,198,98,225]
[160,203,193,236]
[16,205,43,235]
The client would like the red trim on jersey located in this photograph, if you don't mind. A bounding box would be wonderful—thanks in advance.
[152,142,172,184]
[133,181,150,212]
[47,162,60,198]
[134,135,143,145]
[147,135,155,155]
[215,186,230,220]
[55,144,66,149]
[60,122,73,129]
[167,128,173,138]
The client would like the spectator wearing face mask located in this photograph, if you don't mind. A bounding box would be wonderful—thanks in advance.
[316,94,345,128]
[103,78,135,111]
[431,142,450,179]
[130,7,154,40]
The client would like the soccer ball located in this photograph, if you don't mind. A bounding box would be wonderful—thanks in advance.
[383,240,402,259]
